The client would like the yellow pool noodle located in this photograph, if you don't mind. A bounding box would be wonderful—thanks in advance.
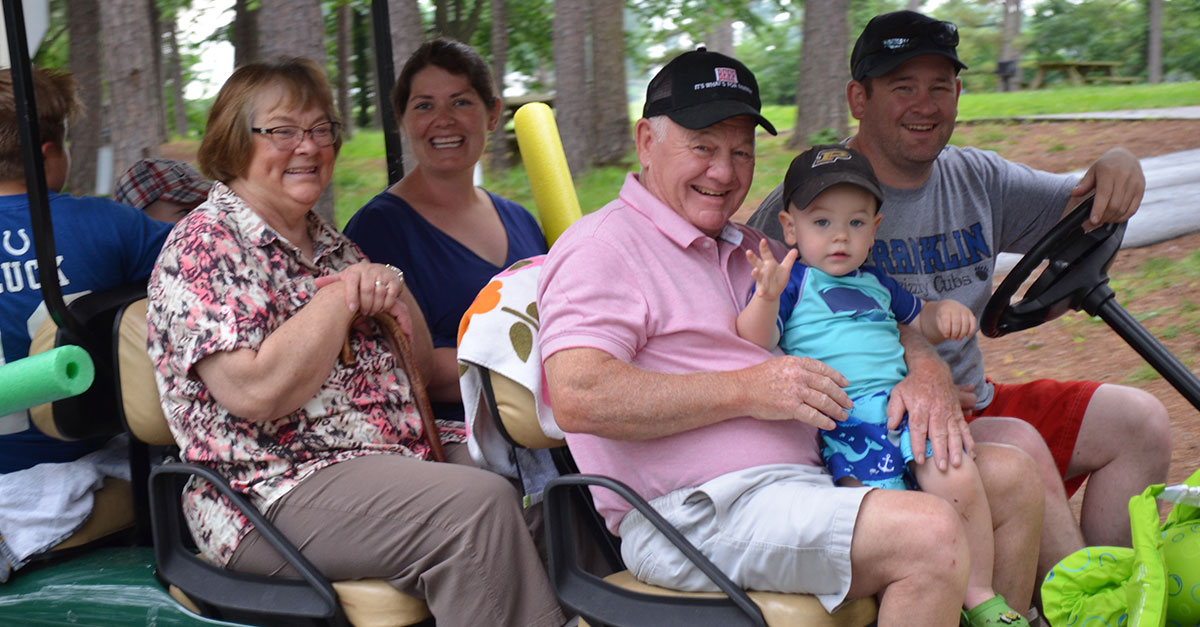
[514,102,583,246]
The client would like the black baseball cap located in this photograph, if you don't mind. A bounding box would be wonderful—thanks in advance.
[783,145,884,213]
[643,46,777,135]
[850,10,968,81]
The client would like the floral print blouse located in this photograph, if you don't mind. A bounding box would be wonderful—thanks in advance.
[146,182,464,565]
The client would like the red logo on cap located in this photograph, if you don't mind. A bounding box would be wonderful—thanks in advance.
[714,67,738,83]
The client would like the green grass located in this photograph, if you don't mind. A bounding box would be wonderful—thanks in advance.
[956,81,1200,119]
[332,130,390,227]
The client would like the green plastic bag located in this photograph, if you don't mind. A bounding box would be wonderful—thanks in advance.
[1041,468,1200,627]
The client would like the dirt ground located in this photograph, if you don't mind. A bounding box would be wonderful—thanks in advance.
[838,120,1200,504]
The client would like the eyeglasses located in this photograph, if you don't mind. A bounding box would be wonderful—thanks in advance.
[250,121,341,150]
[864,20,959,58]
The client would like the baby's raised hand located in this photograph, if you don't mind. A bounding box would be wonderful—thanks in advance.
[746,238,798,301]
[935,299,976,341]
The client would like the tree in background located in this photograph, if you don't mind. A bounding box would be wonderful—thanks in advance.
[704,18,734,56]
[591,0,632,166]
[232,0,258,67]
[388,0,424,177]
[997,0,1023,91]
[161,0,191,138]
[336,1,353,139]
[790,0,849,149]
[65,0,102,196]
[434,0,485,42]
[1027,0,1145,79]
[1161,0,1200,81]
[488,0,510,169]
[351,5,375,129]
[1148,0,1162,83]
[100,0,165,185]
[552,0,591,175]
[148,0,169,141]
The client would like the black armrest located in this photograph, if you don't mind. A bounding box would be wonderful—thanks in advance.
[149,462,347,626]
[544,474,766,627]
[49,281,149,440]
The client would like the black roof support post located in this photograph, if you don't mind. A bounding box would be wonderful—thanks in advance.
[370,0,404,185]
[2,0,86,339]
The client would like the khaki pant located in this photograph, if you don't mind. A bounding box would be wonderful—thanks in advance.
[227,444,565,627]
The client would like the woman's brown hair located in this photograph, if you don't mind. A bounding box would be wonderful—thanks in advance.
[391,39,498,117]
[198,57,342,183]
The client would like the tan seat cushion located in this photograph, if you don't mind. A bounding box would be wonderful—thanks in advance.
[114,299,174,446]
[26,299,172,446]
[489,370,563,450]
[169,578,431,626]
[48,477,134,551]
[581,570,877,627]
[333,579,432,627]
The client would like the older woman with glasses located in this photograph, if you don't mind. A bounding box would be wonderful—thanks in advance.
[146,57,565,627]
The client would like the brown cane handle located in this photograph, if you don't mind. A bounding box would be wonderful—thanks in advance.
[373,312,447,463]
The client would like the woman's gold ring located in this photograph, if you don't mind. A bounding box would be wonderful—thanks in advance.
[375,280,385,287]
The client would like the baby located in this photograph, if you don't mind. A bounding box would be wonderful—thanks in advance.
[737,145,1027,627]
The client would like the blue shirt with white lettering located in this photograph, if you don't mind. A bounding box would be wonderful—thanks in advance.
[0,192,170,472]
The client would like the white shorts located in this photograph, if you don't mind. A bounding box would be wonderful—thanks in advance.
[617,463,872,613]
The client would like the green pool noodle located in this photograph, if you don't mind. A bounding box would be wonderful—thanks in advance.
[0,345,95,416]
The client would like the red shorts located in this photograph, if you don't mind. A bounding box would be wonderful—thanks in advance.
[968,379,1102,497]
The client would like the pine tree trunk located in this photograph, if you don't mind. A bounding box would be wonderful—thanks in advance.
[337,2,353,139]
[488,0,510,170]
[149,0,168,143]
[167,19,188,138]
[100,0,164,187]
[1148,0,1163,83]
[553,0,592,176]
[997,0,1023,92]
[389,0,425,177]
[590,0,630,166]
[233,0,260,67]
[66,0,102,196]
[789,0,848,149]
[706,18,734,56]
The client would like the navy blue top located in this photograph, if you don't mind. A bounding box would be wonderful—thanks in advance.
[343,190,547,420]
[0,193,171,473]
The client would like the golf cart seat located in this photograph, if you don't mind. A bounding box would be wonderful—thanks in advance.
[32,288,431,626]
[24,284,149,557]
[459,262,879,627]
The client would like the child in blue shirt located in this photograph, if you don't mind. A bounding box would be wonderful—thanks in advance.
[0,67,170,472]
[737,145,1027,627]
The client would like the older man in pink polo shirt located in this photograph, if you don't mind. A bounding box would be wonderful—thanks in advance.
[537,47,1044,625]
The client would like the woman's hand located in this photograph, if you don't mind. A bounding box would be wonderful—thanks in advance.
[315,262,406,316]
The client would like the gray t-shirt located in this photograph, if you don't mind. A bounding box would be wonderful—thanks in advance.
[747,145,1075,409]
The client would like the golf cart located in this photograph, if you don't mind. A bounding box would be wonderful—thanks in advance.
[3,0,1199,622]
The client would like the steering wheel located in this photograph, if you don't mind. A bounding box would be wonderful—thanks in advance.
[981,195,1126,338]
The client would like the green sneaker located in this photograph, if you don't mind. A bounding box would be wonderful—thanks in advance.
[963,595,1030,627]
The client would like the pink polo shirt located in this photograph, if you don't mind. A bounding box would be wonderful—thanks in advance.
[538,173,823,532]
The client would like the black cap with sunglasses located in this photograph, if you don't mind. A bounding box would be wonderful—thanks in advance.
[643,46,777,135]
[850,10,968,81]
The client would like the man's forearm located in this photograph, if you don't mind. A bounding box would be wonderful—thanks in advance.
[544,348,754,441]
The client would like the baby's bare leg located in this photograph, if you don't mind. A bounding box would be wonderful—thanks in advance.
[913,457,995,609]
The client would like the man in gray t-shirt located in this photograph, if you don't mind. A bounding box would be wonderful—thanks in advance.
[748,10,1170,591]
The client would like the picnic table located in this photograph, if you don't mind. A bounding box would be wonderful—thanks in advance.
[1028,61,1136,89]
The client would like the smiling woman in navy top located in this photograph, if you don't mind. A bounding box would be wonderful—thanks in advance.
[344,39,547,422]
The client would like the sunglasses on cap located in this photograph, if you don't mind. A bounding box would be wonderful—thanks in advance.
[862,20,959,58]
